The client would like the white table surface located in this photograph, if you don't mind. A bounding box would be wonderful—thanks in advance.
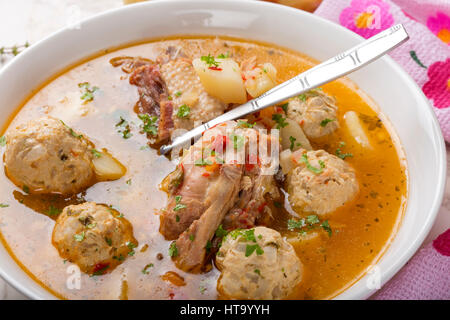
[0,0,448,300]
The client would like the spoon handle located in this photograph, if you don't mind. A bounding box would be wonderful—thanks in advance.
[160,24,409,155]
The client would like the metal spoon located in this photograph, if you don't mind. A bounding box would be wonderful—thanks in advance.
[160,24,409,155]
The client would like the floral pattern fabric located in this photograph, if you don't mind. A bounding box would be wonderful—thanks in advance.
[315,0,450,141]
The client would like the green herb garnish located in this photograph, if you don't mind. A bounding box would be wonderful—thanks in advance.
[245,244,264,257]
[215,224,228,238]
[300,154,325,174]
[0,136,6,147]
[272,114,289,129]
[105,237,112,246]
[74,231,85,242]
[47,205,61,216]
[142,263,154,274]
[176,104,190,118]
[78,82,99,104]
[320,118,335,127]
[194,158,213,166]
[237,120,255,128]
[0,203,9,208]
[230,134,245,150]
[201,54,220,67]
[169,241,178,257]
[138,113,158,136]
[60,120,83,139]
[91,149,102,158]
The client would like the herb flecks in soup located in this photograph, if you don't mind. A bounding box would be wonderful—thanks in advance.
[0,37,406,300]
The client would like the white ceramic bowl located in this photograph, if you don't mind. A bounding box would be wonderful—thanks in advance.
[0,0,445,300]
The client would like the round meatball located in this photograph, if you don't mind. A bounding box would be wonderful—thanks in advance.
[287,149,358,215]
[216,226,303,300]
[52,202,137,274]
[287,90,339,138]
[4,117,95,194]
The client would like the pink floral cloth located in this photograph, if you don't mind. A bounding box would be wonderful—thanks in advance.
[316,0,450,140]
[315,0,450,300]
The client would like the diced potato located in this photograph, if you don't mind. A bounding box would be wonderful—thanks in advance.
[243,62,277,98]
[280,118,312,151]
[280,149,294,175]
[92,149,126,181]
[344,111,372,148]
[192,57,247,104]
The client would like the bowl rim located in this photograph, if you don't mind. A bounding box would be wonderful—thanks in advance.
[0,0,446,300]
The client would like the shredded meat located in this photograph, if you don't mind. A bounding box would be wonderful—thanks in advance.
[128,64,174,143]
[173,164,243,272]
[109,56,152,74]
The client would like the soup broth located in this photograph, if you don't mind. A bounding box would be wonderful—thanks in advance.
[0,37,407,300]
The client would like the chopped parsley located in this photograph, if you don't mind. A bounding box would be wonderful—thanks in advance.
[287,219,306,230]
[336,142,353,160]
[174,91,182,97]
[254,269,261,275]
[201,54,220,67]
[105,237,112,246]
[142,263,154,274]
[115,116,133,139]
[321,220,333,237]
[230,134,245,150]
[245,244,264,257]
[289,136,297,150]
[168,241,178,257]
[22,185,30,194]
[237,120,255,128]
[189,234,195,241]
[126,241,137,256]
[272,113,289,129]
[217,52,230,59]
[91,149,102,158]
[175,215,180,222]
[215,224,228,238]
[74,231,85,242]
[226,229,265,257]
[300,154,325,174]
[173,195,186,211]
[173,204,186,211]
[298,94,307,101]
[205,240,213,252]
[280,103,289,114]
[138,113,158,136]
[78,82,99,103]
[0,203,9,208]
[288,215,332,237]
[47,205,61,216]
[126,179,132,185]
[176,104,190,118]
[320,118,335,127]
[60,120,83,139]
[194,158,213,166]
[0,135,6,147]
[113,254,125,261]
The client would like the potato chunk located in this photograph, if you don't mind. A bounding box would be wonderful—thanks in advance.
[243,62,277,98]
[192,57,247,104]
[343,111,371,149]
[280,118,312,151]
[92,149,126,181]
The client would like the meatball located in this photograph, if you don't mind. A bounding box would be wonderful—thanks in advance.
[52,202,137,274]
[216,226,303,300]
[4,117,94,194]
[287,149,358,215]
[287,90,339,138]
